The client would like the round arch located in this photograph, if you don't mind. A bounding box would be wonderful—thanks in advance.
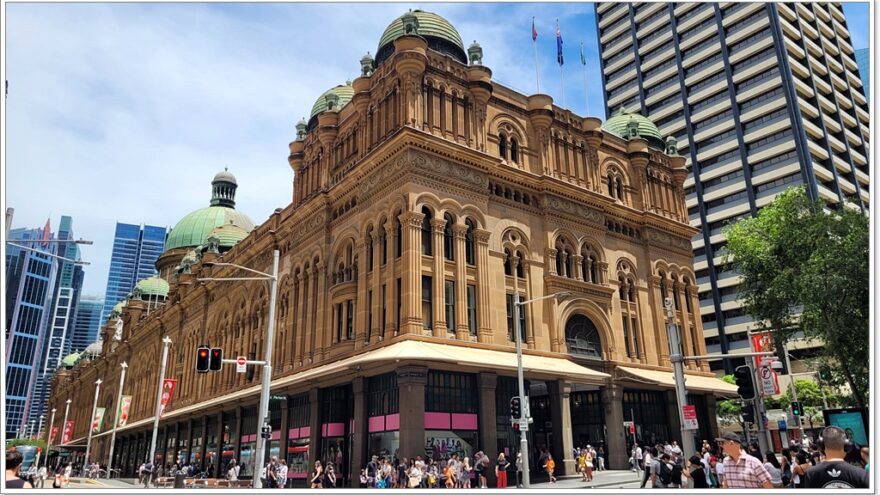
[564,314,603,360]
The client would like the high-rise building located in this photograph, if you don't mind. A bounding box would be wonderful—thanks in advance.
[595,2,870,372]
[100,223,167,322]
[28,216,86,429]
[854,48,869,103]
[5,222,60,439]
[67,295,104,355]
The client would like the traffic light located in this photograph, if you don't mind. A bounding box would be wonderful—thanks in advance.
[196,346,210,373]
[791,401,802,417]
[509,397,522,420]
[742,404,756,424]
[209,348,223,371]
[734,365,756,400]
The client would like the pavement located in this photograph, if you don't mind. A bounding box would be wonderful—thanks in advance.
[67,469,645,489]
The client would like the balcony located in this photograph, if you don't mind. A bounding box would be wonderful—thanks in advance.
[807,140,830,161]
[599,3,629,28]
[600,21,630,45]
[634,2,664,23]
[826,133,847,154]
[832,155,852,176]
[822,113,842,134]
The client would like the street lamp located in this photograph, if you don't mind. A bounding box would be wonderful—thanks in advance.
[46,408,56,468]
[6,242,91,265]
[107,362,128,478]
[513,290,571,488]
[148,336,173,478]
[198,250,279,489]
[84,378,103,468]
[61,399,72,447]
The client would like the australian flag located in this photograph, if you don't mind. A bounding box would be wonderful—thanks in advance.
[556,20,563,66]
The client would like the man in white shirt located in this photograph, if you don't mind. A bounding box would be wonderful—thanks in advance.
[640,448,654,488]
[276,460,288,489]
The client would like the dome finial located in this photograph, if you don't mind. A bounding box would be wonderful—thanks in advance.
[211,168,238,208]
[401,10,420,36]
[468,40,483,66]
[360,51,375,77]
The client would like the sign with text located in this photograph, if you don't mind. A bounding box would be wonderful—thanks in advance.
[682,405,699,430]
[236,356,247,373]
[759,366,780,396]
[160,379,177,417]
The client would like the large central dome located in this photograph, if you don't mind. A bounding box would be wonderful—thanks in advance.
[375,10,466,66]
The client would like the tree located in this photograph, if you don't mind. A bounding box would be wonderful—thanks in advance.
[724,187,869,407]
[716,375,745,430]
[781,379,837,409]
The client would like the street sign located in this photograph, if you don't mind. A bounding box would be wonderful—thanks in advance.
[682,405,699,430]
[778,419,787,431]
[623,421,635,434]
[758,367,779,396]
[518,418,529,431]
[236,356,247,373]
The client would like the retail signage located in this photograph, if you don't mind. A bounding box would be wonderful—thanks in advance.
[160,379,177,417]
[62,421,74,443]
[92,407,106,433]
[117,395,132,427]
[682,405,699,430]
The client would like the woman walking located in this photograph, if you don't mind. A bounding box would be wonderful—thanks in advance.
[495,453,509,488]
[310,460,323,489]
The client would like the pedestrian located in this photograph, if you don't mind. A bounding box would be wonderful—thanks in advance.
[577,449,587,482]
[597,446,605,471]
[862,447,870,474]
[543,453,556,484]
[26,464,38,485]
[137,462,146,486]
[495,453,509,488]
[310,460,323,489]
[514,452,523,488]
[583,445,594,482]
[364,455,378,488]
[143,460,154,488]
[706,455,720,488]
[803,426,869,488]
[5,451,33,489]
[323,463,337,488]
[685,455,708,489]
[36,464,47,489]
[226,459,240,488]
[276,460,288,489]
[763,452,784,488]
[460,457,472,488]
[716,432,773,488]
[652,453,672,488]
[639,447,653,488]
[53,465,63,488]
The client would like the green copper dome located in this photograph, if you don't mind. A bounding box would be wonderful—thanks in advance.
[112,300,127,314]
[166,207,254,251]
[208,222,250,248]
[60,352,81,368]
[376,10,467,65]
[135,276,169,298]
[309,84,355,120]
[601,107,666,148]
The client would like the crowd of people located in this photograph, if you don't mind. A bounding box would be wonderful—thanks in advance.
[629,426,869,489]
[354,451,525,489]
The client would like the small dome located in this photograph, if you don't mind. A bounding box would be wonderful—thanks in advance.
[213,168,237,185]
[309,84,355,121]
[208,222,250,248]
[60,353,81,368]
[376,10,466,66]
[83,341,103,357]
[601,107,665,149]
[134,276,169,298]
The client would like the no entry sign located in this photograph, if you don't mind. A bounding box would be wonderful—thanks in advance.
[236,356,247,373]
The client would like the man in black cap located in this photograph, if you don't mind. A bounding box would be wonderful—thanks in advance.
[715,432,772,488]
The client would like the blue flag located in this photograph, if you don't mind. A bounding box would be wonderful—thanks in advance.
[556,20,563,66]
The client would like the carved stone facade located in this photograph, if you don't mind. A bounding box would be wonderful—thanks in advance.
[47,16,731,485]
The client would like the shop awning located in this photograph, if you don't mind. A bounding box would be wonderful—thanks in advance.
[616,366,739,397]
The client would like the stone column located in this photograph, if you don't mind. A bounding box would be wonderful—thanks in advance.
[430,219,447,336]
[294,274,306,366]
[397,366,427,461]
[371,234,382,343]
[399,211,424,334]
[478,373,498,487]
[351,377,366,481]
[673,282,693,370]
[452,224,469,340]
[652,277,670,366]
[214,415,223,477]
[303,269,315,364]
[570,254,584,281]
[199,416,208,472]
[355,241,368,349]
[315,262,328,361]
[546,248,558,276]
[474,230,492,343]
[279,400,289,486]
[385,222,397,337]
[601,385,628,470]
[548,381,575,475]
[308,388,321,470]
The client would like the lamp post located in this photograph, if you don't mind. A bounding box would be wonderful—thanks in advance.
[106,361,128,478]
[148,336,173,478]
[513,291,571,488]
[664,297,696,462]
[28,419,35,439]
[61,399,72,446]
[46,408,56,468]
[197,249,279,489]
[84,379,103,468]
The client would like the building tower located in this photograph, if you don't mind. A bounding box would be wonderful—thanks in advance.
[595,2,870,372]
[100,223,168,322]
[67,295,104,355]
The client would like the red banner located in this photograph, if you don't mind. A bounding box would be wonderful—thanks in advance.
[62,421,74,444]
[160,379,177,417]
[751,332,774,368]
[48,426,59,445]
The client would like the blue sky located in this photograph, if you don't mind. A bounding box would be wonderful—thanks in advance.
[4,3,871,296]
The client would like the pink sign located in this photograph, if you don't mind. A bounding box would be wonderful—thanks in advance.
[385,414,399,431]
[424,412,451,430]
[368,416,385,433]
[321,422,344,437]
[451,413,479,430]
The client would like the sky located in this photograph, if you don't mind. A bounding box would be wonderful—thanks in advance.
[3,2,871,297]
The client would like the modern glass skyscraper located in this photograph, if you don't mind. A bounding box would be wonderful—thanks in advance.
[100,223,168,322]
[855,48,869,103]
[5,223,60,439]
[595,2,870,373]
[67,295,104,355]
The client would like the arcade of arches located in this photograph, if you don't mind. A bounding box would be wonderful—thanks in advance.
[47,10,737,486]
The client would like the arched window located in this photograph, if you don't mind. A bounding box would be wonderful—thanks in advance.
[510,138,519,163]
[671,275,680,310]
[684,278,693,313]
[608,175,615,198]
[380,226,388,265]
[555,251,564,275]
[515,250,525,278]
[394,214,402,259]
[503,248,513,276]
[616,179,624,201]
[619,277,626,300]
[564,251,572,279]
[565,315,602,358]
[421,207,433,256]
[464,219,476,265]
[366,227,374,271]
[589,255,598,283]
[443,213,455,261]
[499,133,508,159]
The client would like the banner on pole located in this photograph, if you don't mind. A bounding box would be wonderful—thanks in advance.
[160,379,177,417]
[751,332,774,368]
[92,407,106,433]
[117,395,133,427]
[62,421,74,443]
[49,426,59,445]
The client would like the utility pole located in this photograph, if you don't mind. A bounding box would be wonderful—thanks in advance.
[84,379,103,467]
[513,292,530,488]
[252,250,280,489]
[46,408,56,467]
[665,297,695,459]
[107,362,128,478]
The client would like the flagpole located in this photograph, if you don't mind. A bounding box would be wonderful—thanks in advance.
[532,17,540,93]
[582,42,589,116]
[560,65,566,108]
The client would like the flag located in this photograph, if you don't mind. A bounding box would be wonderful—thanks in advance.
[49,426,59,445]
[531,17,538,41]
[41,218,51,247]
[556,20,564,66]
[160,379,177,417]
[117,395,132,427]
[580,42,586,66]
[62,421,74,444]
[92,407,106,433]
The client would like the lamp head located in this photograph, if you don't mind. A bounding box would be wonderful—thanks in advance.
[66,399,72,404]
[121,361,129,369]
[52,408,56,413]
[96,378,103,385]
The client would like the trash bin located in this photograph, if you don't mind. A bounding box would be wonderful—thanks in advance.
[174,472,185,489]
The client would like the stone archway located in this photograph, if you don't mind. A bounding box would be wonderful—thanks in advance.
[564,314,603,359]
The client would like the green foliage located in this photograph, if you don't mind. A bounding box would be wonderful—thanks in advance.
[781,379,837,409]
[723,186,869,408]
[5,438,47,452]
[716,375,744,427]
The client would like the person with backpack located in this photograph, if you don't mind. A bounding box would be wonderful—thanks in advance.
[652,453,673,488]
[141,461,154,488]
[226,459,240,488]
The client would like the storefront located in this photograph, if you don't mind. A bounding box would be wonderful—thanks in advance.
[320,385,352,485]
[286,395,310,488]
[366,373,400,461]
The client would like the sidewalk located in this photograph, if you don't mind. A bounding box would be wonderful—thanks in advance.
[528,469,644,489]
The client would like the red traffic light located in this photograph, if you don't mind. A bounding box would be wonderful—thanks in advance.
[196,346,211,373]
[210,348,223,371]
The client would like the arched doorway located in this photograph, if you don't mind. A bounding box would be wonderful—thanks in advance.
[565,315,602,359]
